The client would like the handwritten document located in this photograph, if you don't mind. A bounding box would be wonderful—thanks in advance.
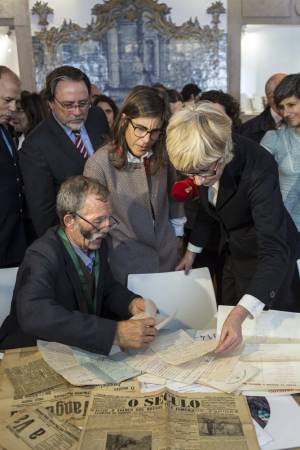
[37,341,140,386]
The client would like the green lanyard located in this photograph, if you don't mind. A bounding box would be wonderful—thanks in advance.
[57,227,100,314]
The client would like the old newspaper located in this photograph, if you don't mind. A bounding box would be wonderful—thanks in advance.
[0,347,139,427]
[78,387,259,450]
[0,407,80,449]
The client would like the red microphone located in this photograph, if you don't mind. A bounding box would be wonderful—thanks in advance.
[171,177,199,202]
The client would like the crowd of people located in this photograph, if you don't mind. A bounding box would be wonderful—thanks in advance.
[0,63,300,355]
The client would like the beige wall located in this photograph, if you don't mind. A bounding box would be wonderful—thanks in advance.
[227,0,300,100]
[0,0,35,90]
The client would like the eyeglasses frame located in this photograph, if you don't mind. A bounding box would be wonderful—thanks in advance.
[70,211,119,232]
[179,158,224,178]
[127,118,163,141]
[54,97,91,111]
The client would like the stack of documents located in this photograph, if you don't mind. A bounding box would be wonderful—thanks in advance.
[217,306,300,396]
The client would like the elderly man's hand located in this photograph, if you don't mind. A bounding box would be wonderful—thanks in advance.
[115,318,157,350]
[215,305,249,354]
[128,297,146,316]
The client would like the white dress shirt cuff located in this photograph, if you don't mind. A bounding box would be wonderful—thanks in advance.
[170,217,187,237]
[238,295,265,319]
[297,259,300,277]
[187,242,203,253]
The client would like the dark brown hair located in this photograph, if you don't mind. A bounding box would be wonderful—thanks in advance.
[109,85,169,172]
[44,66,91,102]
[20,91,48,136]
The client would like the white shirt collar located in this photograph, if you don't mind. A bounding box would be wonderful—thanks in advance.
[127,150,153,164]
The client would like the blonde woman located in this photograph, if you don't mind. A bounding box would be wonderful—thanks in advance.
[166,102,300,354]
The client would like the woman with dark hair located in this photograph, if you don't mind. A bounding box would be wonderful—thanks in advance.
[167,89,183,114]
[261,73,300,234]
[84,85,185,285]
[92,94,118,129]
[11,91,48,148]
[200,90,242,131]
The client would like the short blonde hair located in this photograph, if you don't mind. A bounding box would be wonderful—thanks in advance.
[166,102,233,172]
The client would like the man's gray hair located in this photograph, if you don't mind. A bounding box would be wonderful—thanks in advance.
[56,175,109,225]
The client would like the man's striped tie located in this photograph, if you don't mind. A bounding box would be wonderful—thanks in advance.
[73,130,88,160]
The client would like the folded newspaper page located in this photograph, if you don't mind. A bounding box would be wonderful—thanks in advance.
[78,387,259,450]
[0,347,139,427]
[0,348,67,399]
[0,407,80,449]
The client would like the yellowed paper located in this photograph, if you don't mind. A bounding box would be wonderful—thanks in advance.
[125,349,214,384]
[241,361,300,391]
[198,355,258,393]
[37,340,139,385]
[0,407,80,449]
[156,340,216,366]
[78,388,259,450]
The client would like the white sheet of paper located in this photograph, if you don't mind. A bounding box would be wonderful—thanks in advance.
[128,268,217,330]
[145,298,157,317]
[262,396,300,450]
[241,343,300,362]
[252,420,273,447]
[217,305,300,339]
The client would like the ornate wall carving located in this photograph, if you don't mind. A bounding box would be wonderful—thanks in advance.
[31,0,227,102]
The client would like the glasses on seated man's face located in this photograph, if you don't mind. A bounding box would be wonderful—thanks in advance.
[71,212,119,232]
[179,158,224,178]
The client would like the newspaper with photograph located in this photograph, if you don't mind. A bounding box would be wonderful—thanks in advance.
[78,387,259,450]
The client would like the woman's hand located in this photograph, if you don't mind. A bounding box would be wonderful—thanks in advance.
[215,305,249,354]
[176,249,196,274]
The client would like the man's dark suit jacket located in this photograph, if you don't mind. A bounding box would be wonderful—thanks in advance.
[0,125,26,267]
[190,134,300,312]
[19,107,109,237]
[0,227,137,354]
[239,106,276,143]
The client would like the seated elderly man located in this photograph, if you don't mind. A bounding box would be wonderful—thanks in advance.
[166,102,300,354]
[0,176,156,354]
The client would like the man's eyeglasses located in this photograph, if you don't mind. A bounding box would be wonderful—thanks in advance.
[179,158,224,178]
[128,118,163,141]
[71,212,119,232]
[54,97,91,111]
